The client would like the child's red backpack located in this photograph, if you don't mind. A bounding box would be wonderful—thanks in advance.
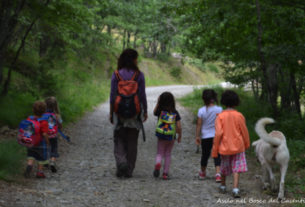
[17,116,41,148]
[41,112,58,138]
[114,70,141,118]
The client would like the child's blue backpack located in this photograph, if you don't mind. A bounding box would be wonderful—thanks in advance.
[17,116,41,148]
[40,112,58,138]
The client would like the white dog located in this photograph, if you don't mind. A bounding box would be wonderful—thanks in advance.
[252,117,290,200]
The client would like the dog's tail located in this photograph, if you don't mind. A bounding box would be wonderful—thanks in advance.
[255,117,281,146]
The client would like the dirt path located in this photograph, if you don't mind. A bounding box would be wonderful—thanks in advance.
[0,85,287,207]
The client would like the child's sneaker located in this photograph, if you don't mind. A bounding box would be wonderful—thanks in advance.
[215,173,222,183]
[198,171,206,180]
[219,185,226,194]
[232,188,241,198]
[153,163,161,178]
[36,172,46,178]
[162,173,170,180]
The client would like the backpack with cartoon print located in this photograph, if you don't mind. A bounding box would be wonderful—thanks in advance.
[18,116,41,148]
[41,112,58,138]
[155,111,177,140]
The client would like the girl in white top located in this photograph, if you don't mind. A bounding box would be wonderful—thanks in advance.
[195,89,222,182]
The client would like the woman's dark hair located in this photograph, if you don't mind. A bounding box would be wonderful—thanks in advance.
[117,48,139,71]
[202,89,218,105]
[157,92,176,112]
[221,90,240,107]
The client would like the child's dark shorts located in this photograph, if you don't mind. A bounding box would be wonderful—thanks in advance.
[49,137,59,158]
[27,140,48,164]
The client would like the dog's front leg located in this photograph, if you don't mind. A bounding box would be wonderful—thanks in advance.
[278,164,288,200]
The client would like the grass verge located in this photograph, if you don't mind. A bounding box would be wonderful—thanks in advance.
[0,140,25,181]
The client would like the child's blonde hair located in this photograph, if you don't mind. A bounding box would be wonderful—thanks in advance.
[45,96,60,114]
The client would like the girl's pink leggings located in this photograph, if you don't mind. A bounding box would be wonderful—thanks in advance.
[155,139,175,174]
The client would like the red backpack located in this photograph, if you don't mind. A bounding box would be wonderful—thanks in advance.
[114,70,141,118]
[18,116,41,148]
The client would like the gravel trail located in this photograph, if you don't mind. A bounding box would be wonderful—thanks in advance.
[0,85,285,207]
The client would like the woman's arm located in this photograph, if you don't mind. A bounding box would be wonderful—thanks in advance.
[176,120,182,143]
[109,72,117,124]
[196,117,202,145]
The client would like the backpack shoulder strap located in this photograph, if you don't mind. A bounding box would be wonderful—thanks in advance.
[115,70,122,81]
[131,71,140,81]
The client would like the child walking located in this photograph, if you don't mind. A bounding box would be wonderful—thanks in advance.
[195,89,222,182]
[212,90,250,198]
[45,97,63,173]
[24,101,50,178]
[153,92,182,180]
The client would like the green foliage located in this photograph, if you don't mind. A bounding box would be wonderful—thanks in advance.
[176,0,305,115]
[170,66,182,79]
[0,140,25,181]
[156,53,170,62]
[206,63,219,73]
[0,92,36,127]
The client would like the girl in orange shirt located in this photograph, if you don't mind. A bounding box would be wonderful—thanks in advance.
[212,90,250,198]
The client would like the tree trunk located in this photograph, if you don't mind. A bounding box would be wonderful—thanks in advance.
[291,72,302,117]
[39,34,51,58]
[152,39,157,57]
[279,67,292,110]
[0,53,3,85]
[2,19,37,95]
[0,0,27,85]
[127,31,131,48]
[266,64,279,116]
[256,0,278,116]
[122,29,126,50]
[107,25,111,36]
[160,42,167,53]
[133,31,138,49]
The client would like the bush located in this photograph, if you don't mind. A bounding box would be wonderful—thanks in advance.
[206,63,219,73]
[0,92,36,127]
[156,53,170,62]
[0,140,25,181]
[170,66,182,79]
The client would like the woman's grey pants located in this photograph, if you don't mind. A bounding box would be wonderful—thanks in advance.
[114,127,139,176]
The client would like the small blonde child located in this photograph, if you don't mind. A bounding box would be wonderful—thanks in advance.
[212,90,250,198]
[153,92,182,180]
[45,97,63,173]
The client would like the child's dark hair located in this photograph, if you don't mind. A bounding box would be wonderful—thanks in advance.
[202,89,218,105]
[33,101,46,116]
[117,48,139,71]
[221,90,240,107]
[45,96,60,114]
[157,92,176,112]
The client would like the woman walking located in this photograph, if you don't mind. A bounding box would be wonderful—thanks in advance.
[109,49,148,178]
